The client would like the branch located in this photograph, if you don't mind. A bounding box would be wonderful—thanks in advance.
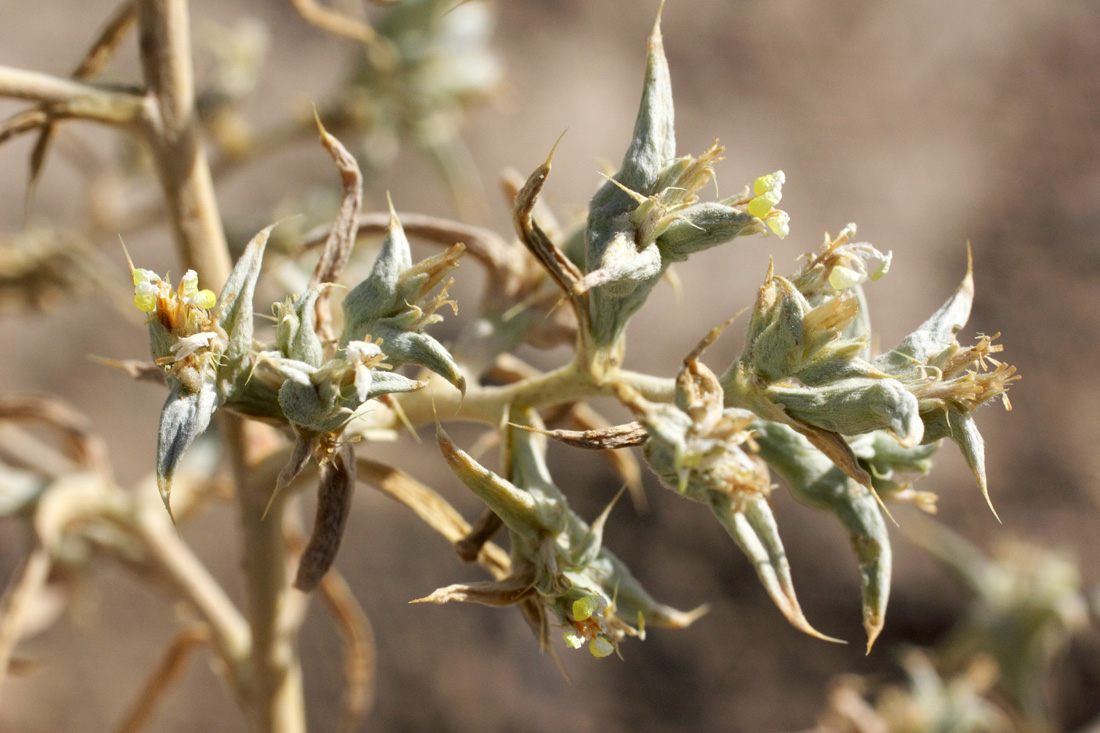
[300,211,517,274]
[0,66,142,125]
[290,0,380,46]
[135,0,230,285]
[116,626,209,733]
[357,457,510,578]
[131,479,251,684]
[226,418,306,733]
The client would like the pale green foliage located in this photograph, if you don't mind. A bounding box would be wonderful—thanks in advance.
[126,5,1019,654]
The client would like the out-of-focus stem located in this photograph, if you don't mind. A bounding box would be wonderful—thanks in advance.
[135,2,302,729]
[131,484,250,692]
[0,66,143,123]
[135,0,229,285]
[228,417,306,733]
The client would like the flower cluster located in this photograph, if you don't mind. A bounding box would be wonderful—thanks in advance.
[428,407,704,658]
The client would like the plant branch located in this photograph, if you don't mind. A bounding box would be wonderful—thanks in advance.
[389,361,676,429]
[300,211,516,274]
[116,625,209,733]
[227,417,306,733]
[0,66,142,124]
[135,0,229,285]
[130,479,250,685]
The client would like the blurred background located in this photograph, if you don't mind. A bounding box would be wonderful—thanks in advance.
[1,0,1099,730]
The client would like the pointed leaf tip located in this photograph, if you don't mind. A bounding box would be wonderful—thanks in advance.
[386,191,399,228]
[156,475,177,526]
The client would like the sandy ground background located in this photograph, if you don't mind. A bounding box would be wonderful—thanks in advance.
[1,0,1099,730]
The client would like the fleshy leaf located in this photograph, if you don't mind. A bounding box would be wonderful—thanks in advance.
[922,404,997,520]
[340,205,410,344]
[753,420,892,651]
[216,224,275,380]
[371,326,466,394]
[742,274,809,382]
[708,492,842,642]
[155,382,219,523]
[766,377,924,448]
[275,286,326,367]
[437,425,552,542]
[616,9,674,195]
[655,202,758,262]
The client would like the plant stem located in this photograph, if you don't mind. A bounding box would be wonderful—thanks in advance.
[395,360,677,429]
[134,2,303,729]
[131,485,250,693]
[0,65,143,123]
[228,417,306,733]
[135,0,229,285]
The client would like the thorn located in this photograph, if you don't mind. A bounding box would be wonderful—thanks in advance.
[544,129,568,169]
[261,488,280,521]
[120,235,137,280]
[385,190,399,230]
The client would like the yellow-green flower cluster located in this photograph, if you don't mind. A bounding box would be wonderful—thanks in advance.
[744,171,790,239]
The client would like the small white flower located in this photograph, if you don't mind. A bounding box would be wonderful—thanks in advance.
[170,331,218,361]
[345,340,383,363]
[345,341,384,402]
[563,630,585,649]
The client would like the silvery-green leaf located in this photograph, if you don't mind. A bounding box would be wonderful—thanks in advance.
[708,492,841,642]
[862,430,939,477]
[582,12,674,350]
[156,382,219,523]
[277,287,325,367]
[581,230,664,348]
[753,420,892,650]
[655,202,757,262]
[794,354,881,387]
[875,262,973,377]
[743,276,809,382]
[278,371,345,434]
[437,424,555,542]
[362,370,423,400]
[767,377,924,447]
[571,488,622,567]
[578,234,664,299]
[340,209,411,345]
[147,317,177,365]
[505,409,574,532]
[589,543,707,631]
[372,326,466,394]
[263,429,315,520]
[619,12,674,193]
[594,10,674,210]
[216,225,274,376]
[921,403,996,519]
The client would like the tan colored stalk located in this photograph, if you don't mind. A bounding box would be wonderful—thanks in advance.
[134,2,302,729]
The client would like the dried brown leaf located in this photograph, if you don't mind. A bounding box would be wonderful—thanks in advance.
[357,456,510,579]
